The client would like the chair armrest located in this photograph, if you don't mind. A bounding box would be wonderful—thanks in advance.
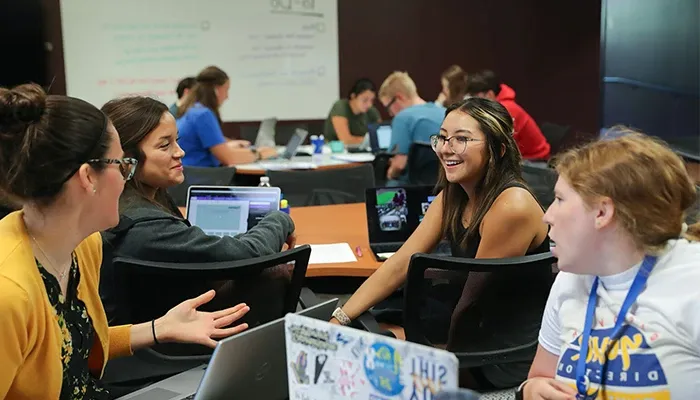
[102,348,209,386]
[352,311,396,338]
[453,339,538,368]
[298,287,320,309]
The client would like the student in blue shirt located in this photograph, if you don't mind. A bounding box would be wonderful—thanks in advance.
[176,66,276,167]
[378,71,446,184]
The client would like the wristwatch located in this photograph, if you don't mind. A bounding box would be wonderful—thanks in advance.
[332,307,351,326]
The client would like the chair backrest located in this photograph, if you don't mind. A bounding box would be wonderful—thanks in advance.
[167,166,237,207]
[521,161,558,209]
[267,164,375,207]
[110,245,311,332]
[539,122,571,156]
[403,252,555,367]
[371,152,393,187]
[408,141,440,185]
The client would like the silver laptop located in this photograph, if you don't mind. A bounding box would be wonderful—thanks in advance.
[254,118,277,148]
[185,186,281,237]
[281,128,309,159]
[117,298,339,400]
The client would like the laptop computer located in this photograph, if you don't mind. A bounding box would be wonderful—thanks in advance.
[253,117,277,148]
[185,186,281,237]
[367,122,393,154]
[285,313,459,399]
[365,185,438,260]
[281,128,309,159]
[117,298,339,400]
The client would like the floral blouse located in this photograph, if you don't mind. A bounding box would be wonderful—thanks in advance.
[37,254,111,400]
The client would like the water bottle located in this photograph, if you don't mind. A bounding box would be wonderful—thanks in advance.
[259,176,271,187]
[280,199,290,214]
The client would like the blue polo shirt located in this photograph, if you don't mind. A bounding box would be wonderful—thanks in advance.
[389,102,445,155]
[176,103,226,167]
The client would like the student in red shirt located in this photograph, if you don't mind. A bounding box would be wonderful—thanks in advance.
[465,70,550,160]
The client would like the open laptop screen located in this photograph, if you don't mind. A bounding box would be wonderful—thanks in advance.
[365,185,437,245]
[186,186,281,237]
[368,123,392,153]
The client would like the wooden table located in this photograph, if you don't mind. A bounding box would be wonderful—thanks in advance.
[178,203,382,277]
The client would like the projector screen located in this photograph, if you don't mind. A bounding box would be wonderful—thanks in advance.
[59,0,339,121]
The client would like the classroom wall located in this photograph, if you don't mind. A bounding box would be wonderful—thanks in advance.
[38,0,601,141]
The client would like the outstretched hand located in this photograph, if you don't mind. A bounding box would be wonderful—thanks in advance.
[158,290,250,348]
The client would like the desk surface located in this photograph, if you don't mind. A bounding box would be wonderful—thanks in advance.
[234,146,375,175]
[177,203,382,277]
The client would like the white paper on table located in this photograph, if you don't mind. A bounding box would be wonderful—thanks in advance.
[331,153,375,163]
[301,243,357,264]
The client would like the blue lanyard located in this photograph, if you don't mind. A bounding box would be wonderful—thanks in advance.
[575,255,657,398]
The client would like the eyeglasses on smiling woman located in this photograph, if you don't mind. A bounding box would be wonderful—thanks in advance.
[87,158,138,181]
[429,134,482,154]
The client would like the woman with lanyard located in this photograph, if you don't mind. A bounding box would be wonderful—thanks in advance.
[518,130,700,399]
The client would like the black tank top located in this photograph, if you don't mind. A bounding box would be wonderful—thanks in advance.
[446,182,553,353]
[449,182,550,258]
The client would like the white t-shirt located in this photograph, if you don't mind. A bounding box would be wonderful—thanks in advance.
[539,239,700,399]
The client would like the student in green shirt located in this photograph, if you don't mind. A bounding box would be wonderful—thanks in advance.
[323,78,381,145]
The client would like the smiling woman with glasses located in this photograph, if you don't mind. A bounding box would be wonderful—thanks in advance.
[331,97,553,391]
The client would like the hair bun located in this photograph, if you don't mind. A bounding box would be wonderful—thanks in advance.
[0,83,47,127]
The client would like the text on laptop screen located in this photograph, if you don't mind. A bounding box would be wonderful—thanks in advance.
[188,188,279,237]
[366,185,437,244]
[376,125,392,149]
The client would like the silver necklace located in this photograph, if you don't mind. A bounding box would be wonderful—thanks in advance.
[29,234,70,282]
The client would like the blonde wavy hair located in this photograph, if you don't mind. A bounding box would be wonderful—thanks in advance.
[554,128,700,253]
[378,71,418,100]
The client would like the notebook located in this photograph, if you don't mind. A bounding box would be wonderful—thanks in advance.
[185,185,281,237]
[285,313,459,399]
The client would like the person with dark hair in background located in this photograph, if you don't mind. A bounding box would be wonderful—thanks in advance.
[0,84,250,399]
[101,96,296,324]
[436,65,468,107]
[332,97,552,390]
[323,78,381,145]
[168,76,196,117]
[177,66,276,167]
[465,70,550,160]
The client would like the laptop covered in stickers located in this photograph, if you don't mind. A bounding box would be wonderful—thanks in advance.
[284,313,459,399]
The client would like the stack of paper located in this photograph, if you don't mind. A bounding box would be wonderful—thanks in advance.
[302,243,357,264]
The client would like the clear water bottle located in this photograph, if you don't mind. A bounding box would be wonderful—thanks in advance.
[259,176,271,187]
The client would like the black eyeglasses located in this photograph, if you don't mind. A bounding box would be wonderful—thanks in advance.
[429,134,482,154]
[87,158,138,181]
[384,97,397,115]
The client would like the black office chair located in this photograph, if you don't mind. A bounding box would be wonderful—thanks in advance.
[167,166,237,207]
[102,245,312,393]
[408,141,440,185]
[403,252,556,394]
[267,164,375,207]
[521,161,558,209]
[539,122,571,156]
[371,151,393,187]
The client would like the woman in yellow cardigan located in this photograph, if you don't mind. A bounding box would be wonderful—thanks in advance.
[0,83,250,399]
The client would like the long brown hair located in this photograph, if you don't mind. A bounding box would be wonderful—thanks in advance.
[101,96,179,216]
[441,65,467,106]
[176,66,229,123]
[438,97,525,249]
[554,128,700,251]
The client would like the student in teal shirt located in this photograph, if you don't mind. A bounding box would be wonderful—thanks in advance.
[378,71,445,184]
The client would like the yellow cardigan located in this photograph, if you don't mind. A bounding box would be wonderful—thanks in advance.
[0,211,132,399]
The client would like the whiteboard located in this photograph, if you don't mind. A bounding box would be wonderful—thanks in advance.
[59,0,339,121]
